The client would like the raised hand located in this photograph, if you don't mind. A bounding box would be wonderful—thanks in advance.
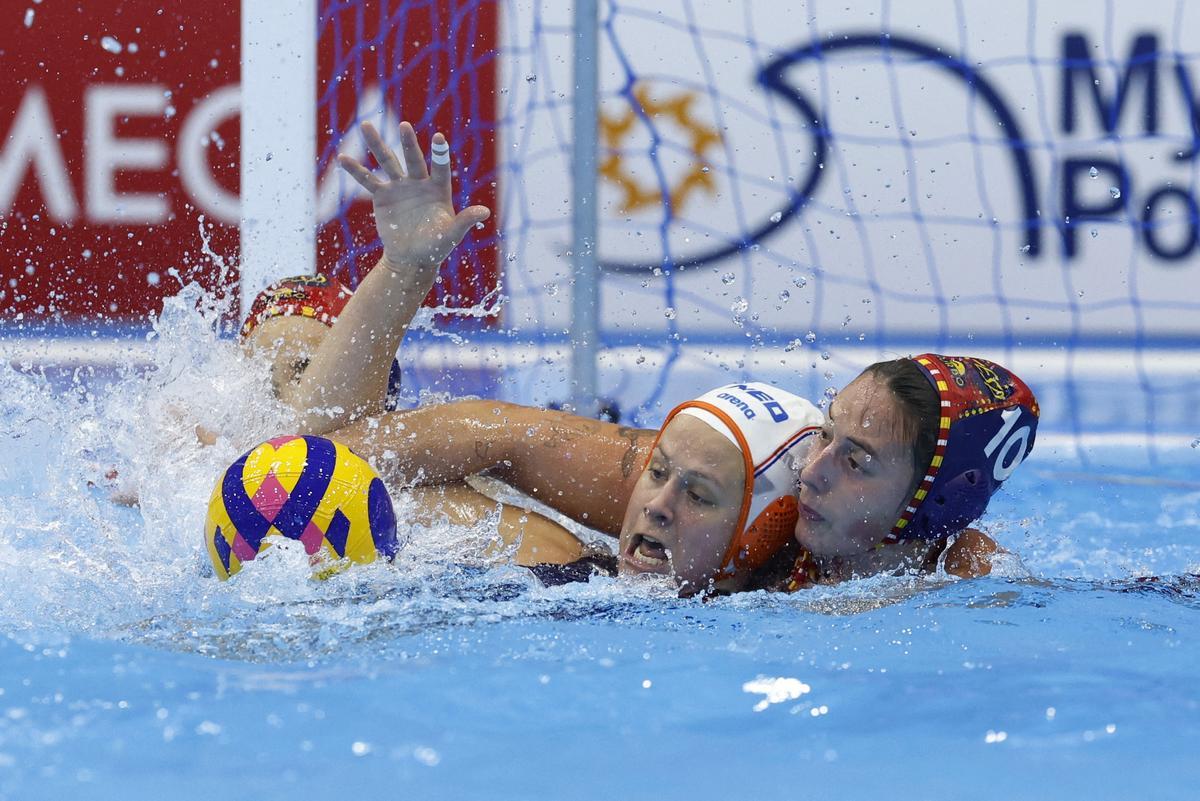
[337,121,491,272]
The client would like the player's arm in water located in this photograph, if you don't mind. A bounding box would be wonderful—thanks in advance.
[335,400,656,538]
[404,482,588,566]
[284,121,490,434]
[336,397,639,566]
[335,399,1002,580]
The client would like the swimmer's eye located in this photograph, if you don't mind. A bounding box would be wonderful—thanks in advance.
[687,489,713,506]
[848,456,863,472]
[647,464,668,482]
[292,357,311,376]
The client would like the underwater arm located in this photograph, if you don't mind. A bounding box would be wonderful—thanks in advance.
[406,482,585,566]
[285,121,490,434]
[334,400,655,536]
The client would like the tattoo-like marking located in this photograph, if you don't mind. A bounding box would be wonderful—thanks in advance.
[541,421,595,450]
[618,426,644,479]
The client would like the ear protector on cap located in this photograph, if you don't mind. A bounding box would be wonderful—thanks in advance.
[649,382,823,578]
[886,354,1039,542]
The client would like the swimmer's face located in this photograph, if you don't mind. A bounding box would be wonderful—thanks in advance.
[618,414,746,594]
[242,315,330,397]
[793,373,918,558]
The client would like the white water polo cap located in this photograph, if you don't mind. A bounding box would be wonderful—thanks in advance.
[656,382,823,577]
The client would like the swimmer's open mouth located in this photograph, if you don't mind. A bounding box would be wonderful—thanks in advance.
[622,533,671,574]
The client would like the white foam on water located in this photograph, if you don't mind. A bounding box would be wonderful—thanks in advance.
[2,284,1196,662]
[0,287,692,660]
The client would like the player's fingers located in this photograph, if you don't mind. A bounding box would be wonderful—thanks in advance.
[429,132,453,185]
[337,154,385,192]
[361,121,407,181]
[398,121,429,180]
[450,205,492,241]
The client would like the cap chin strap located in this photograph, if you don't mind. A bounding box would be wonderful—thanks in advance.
[787,549,820,591]
[887,388,953,543]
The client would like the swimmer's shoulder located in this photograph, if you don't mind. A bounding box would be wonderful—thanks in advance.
[941,528,999,578]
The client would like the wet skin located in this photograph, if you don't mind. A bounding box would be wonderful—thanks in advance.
[243,315,330,399]
[618,414,746,593]
[793,373,918,558]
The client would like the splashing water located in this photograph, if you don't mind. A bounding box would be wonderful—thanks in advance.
[0,282,698,663]
[3,285,1200,796]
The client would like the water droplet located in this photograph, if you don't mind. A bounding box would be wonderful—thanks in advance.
[1090,229,1098,238]
[635,355,646,365]
[804,331,817,344]
[769,211,783,223]
[700,166,711,173]
[1089,166,1099,178]
[721,272,736,285]
[823,386,837,398]
[543,282,559,297]
[100,36,122,54]
[820,351,831,360]
[908,129,917,137]
[1019,244,1031,253]
[778,290,791,302]
[730,297,749,315]
[475,221,485,230]
[1109,186,1121,199]
[663,307,677,320]
[792,276,807,288]
[1191,438,1199,449]
[23,8,34,27]
[784,338,803,352]
[525,74,537,82]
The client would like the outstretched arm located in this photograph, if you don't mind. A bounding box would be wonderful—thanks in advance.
[333,400,656,537]
[285,121,490,433]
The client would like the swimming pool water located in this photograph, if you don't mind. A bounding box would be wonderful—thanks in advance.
[1,307,1198,799]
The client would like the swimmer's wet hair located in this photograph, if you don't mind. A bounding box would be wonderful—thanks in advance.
[861,359,940,491]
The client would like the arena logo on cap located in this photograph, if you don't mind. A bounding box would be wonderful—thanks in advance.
[715,385,790,423]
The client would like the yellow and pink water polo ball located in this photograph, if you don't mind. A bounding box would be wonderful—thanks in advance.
[204,435,401,580]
